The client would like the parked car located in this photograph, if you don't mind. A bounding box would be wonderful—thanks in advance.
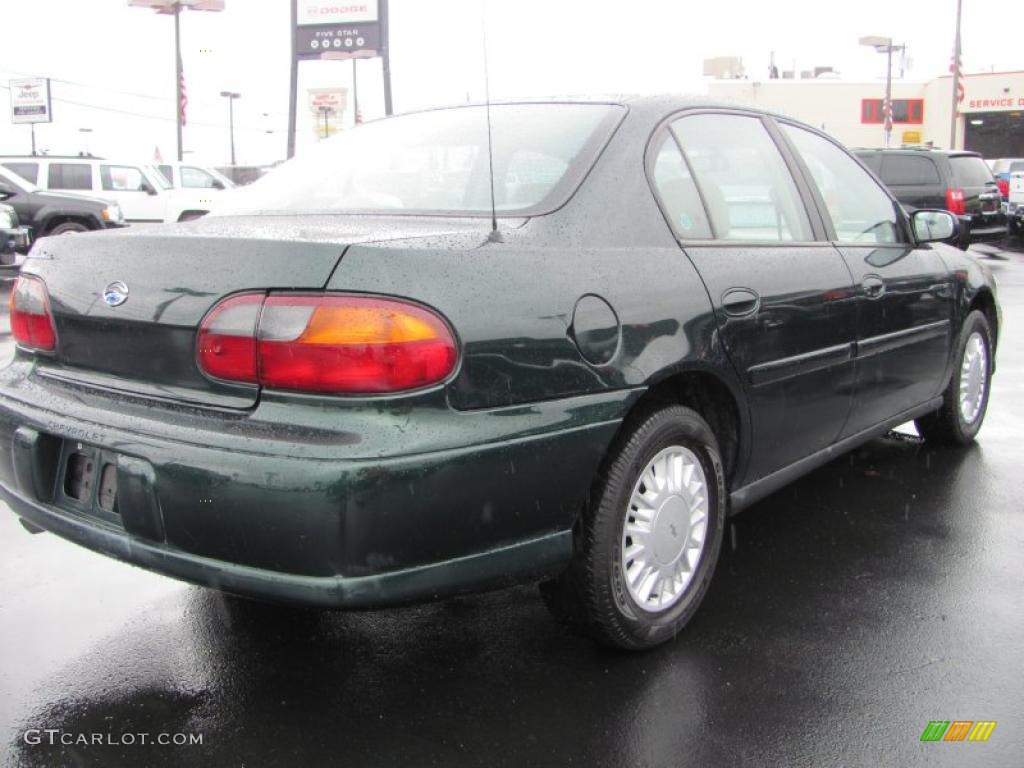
[0,156,214,224]
[0,164,125,243]
[0,202,31,275]
[856,148,1005,244]
[1007,170,1024,236]
[156,161,235,191]
[0,98,999,650]
[986,157,1024,203]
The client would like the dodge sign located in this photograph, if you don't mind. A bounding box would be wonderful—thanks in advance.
[296,1,380,59]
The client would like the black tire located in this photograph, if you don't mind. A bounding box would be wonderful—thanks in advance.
[541,404,727,650]
[47,221,90,236]
[915,310,993,446]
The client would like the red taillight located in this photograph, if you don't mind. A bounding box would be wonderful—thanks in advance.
[946,188,966,215]
[998,179,1010,197]
[197,293,458,394]
[9,275,57,352]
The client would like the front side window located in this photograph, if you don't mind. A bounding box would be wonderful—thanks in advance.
[782,123,901,245]
[48,163,93,190]
[671,114,813,242]
[182,166,218,188]
[101,165,148,192]
[215,103,624,217]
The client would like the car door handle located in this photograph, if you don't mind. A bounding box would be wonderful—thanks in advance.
[862,275,886,299]
[721,287,760,317]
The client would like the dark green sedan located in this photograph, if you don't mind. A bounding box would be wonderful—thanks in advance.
[0,97,999,650]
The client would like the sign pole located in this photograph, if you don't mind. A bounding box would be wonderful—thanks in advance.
[287,0,298,158]
[30,124,36,156]
[381,0,393,115]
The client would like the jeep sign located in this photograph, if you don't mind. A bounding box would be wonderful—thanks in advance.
[9,78,52,125]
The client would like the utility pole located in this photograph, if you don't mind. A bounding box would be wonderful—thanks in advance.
[380,0,393,115]
[950,0,964,149]
[173,7,183,161]
[220,91,240,165]
[287,0,298,158]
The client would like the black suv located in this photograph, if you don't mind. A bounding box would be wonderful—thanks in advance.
[856,149,1005,244]
[0,164,125,250]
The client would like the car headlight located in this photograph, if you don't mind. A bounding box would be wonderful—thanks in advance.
[102,204,123,223]
[0,208,14,229]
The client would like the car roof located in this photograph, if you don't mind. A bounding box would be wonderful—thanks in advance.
[853,147,983,159]
[0,154,106,161]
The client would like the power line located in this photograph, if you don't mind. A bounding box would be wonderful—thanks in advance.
[0,83,285,133]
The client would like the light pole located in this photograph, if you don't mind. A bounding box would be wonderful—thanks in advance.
[128,1,226,162]
[318,106,334,140]
[220,91,241,165]
[859,35,906,147]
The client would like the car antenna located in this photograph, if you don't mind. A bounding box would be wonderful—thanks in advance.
[481,1,503,243]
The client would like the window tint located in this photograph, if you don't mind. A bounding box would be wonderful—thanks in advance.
[879,155,941,186]
[649,132,712,238]
[182,166,218,188]
[671,114,812,242]
[101,165,149,192]
[2,162,39,184]
[856,153,883,173]
[783,124,900,245]
[48,163,93,190]
[950,156,996,187]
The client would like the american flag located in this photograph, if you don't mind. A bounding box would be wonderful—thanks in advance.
[950,50,965,110]
[179,57,188,127]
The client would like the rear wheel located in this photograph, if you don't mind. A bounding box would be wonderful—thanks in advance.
[47,221,90,236]
[541,405,726,650]
[915,310,993,445]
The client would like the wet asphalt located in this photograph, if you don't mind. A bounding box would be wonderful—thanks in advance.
[1,243,1023,768]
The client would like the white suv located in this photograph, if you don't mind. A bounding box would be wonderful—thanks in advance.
[0,156,216,224]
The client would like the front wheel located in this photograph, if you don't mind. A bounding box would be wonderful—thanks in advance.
[541,405,727,650]
[915,310,993,445]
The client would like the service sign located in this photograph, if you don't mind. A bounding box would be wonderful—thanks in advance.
[9,78,52,124]
[296,1,381,59]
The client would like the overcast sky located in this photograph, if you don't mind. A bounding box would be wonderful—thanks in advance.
[1,0,1021,167]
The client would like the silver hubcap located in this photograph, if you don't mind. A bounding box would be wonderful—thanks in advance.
[621,446,709,612]
[958,331,988,425]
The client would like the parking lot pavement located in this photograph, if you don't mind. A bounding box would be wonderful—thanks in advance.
[1,243,1023,767]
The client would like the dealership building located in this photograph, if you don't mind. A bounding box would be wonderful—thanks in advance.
[707,70,1024,158]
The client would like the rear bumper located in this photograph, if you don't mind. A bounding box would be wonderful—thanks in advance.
[0,374,631,607]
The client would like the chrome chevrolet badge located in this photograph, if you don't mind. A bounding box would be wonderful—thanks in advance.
[103,281,129,307]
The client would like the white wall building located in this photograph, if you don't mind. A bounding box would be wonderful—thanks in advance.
[708,71,1024,158]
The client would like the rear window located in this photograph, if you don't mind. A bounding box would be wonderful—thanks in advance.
[48,163,93,190]
[215,103,625,217]
[1010,161,1024,173]
[950,156,996,187]
[856,153,883,174]
[2,162,39,184]
[879,155,941,186]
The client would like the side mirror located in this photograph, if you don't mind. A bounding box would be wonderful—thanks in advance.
[911,209,959,244]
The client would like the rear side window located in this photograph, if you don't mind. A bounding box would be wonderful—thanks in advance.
[671,114,812,242]
[2,162,39,184]
[48,163,93,190]
[649,132,713,238]
[950,156,996,187]
[879,155,941,186]
[782,124,901,245]
[101,165,149,192]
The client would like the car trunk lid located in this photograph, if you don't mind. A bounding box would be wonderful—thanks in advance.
[22,215,487,409]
